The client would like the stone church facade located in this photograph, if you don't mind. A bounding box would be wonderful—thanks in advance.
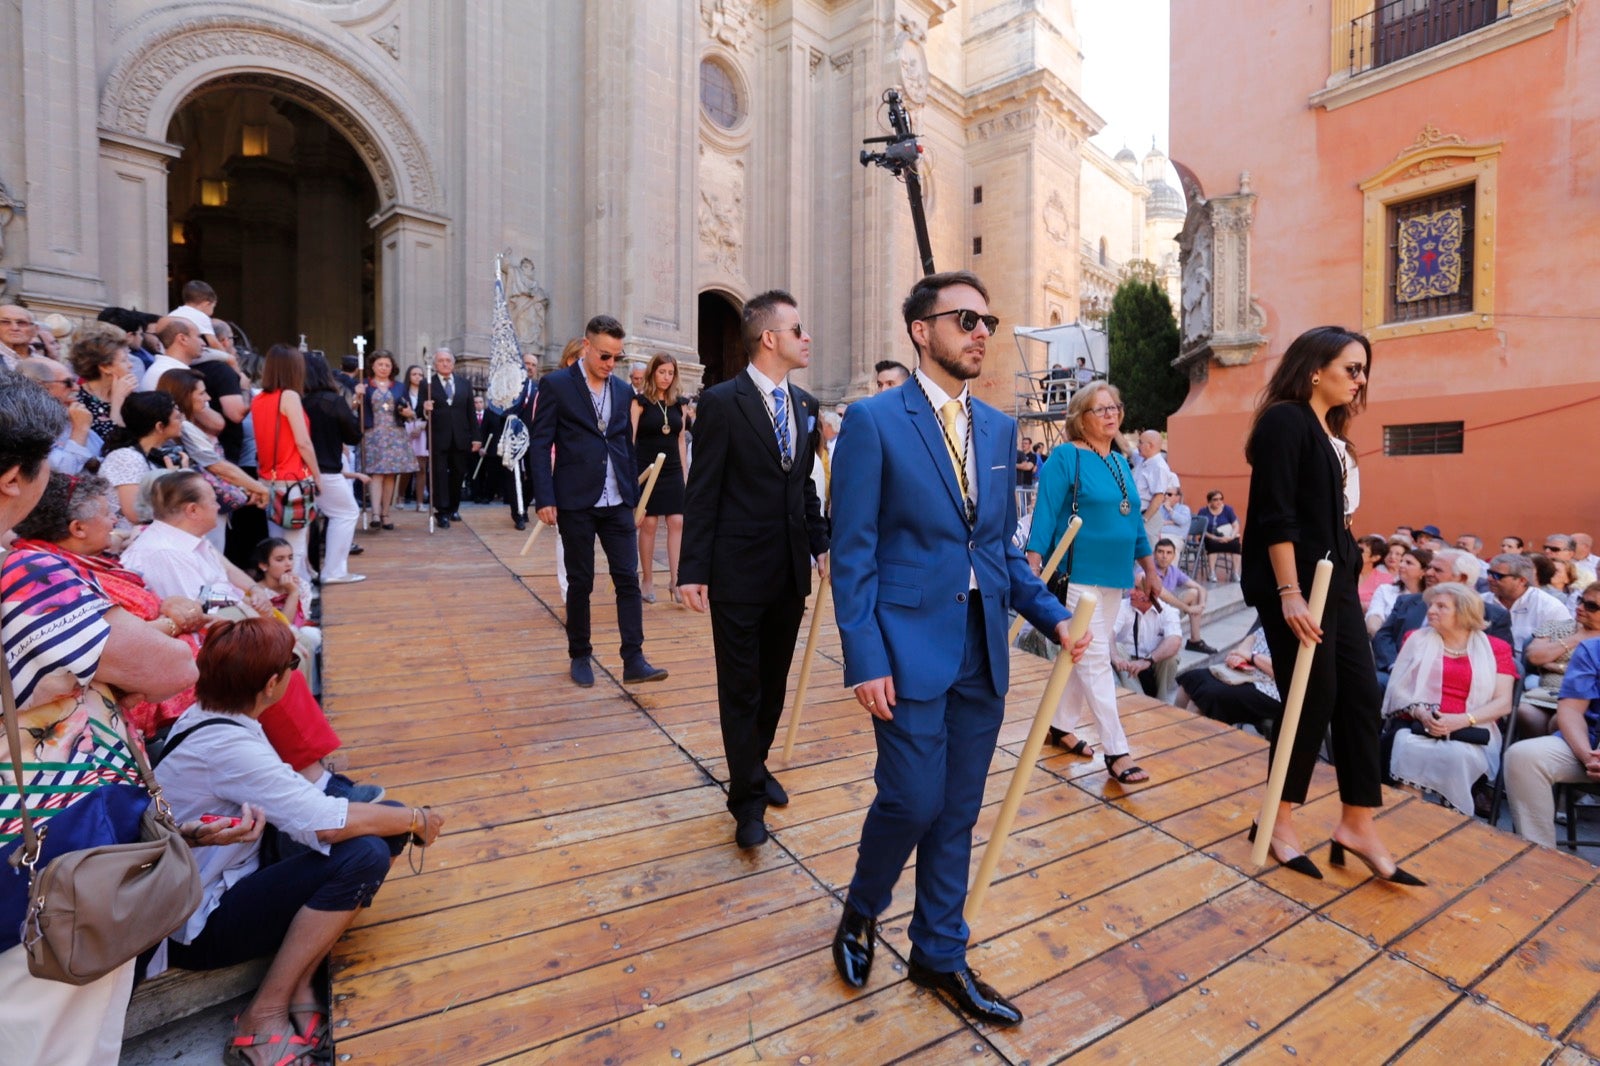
[0,0,1169,406]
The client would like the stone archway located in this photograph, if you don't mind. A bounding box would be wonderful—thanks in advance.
[697,290,743,389]
[95,8,446,357]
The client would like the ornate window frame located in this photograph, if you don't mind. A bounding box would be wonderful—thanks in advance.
[697,50,753,149]
[1359,133,1500,341]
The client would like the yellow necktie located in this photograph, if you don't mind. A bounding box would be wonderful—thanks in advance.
[938,400,971,512]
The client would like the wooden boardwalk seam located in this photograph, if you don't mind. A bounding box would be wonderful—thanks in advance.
[317,512,1600,1064]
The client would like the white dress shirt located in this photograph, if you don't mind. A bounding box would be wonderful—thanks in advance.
[1113,599,1183,659]
[745,362,797,460]
[120,519,235,602]
[140,353,188,391]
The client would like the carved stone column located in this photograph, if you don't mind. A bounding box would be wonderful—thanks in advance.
[97,131,181,312]
[371,204,450,364]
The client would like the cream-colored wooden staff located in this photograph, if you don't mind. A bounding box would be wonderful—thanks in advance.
[517,520,544,556]
[1250,557,1334,869]
[634,452,667,525]
[1009,514,1083,645]
[781,576,831,763]
[965,589,1098,923]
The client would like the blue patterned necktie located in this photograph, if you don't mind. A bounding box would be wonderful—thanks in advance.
[772,387,792,468]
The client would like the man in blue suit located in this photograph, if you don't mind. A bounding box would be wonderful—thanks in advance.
[530,314,667,688]
[829,271,1088,1027]
[1373,548,1513,685]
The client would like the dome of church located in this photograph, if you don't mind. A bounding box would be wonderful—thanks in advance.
[1114,145,1138,171]
[1146,176,1186,220]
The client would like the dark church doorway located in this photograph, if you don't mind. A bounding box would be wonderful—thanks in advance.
[697,290,743,388]
[167,87,376,361]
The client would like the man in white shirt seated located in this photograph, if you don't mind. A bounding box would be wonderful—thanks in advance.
[121,469,276,614]
[1112,578,1184,701]
[1487,552,1574,657]
[1156,477,1193,544]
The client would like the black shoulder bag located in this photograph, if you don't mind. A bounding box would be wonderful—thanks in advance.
[1045,446,1083,605]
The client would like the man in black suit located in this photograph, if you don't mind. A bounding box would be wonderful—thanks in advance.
[530,315,668,688]
[1373,548,1514,684]
[424,348,476,528]
[679,290,830,849]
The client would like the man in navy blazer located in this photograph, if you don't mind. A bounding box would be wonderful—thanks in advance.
[828,271,1088,1027]
[530,315,667,688]
[679,289,831,850]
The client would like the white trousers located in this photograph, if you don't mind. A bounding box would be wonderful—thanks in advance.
[1052,583,1131,757]
[1504,734,1594,848]
[0,947,134,1066]
[315,473,360,580]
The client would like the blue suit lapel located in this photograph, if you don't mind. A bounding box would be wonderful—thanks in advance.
[901,381,966,522]
[972,402,999,524]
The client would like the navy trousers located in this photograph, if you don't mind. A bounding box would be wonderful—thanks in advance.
[845,597,1000,972]
[557,503,644,664]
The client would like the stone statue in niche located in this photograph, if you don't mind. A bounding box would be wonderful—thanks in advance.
[0,179,22,264]
[505,256,548,354]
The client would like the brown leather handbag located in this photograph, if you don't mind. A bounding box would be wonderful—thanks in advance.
[1,575,202,985]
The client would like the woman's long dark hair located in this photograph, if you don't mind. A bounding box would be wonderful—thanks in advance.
[1245,325,1371,464]
[302,349,337,394]
[103,390,177,452]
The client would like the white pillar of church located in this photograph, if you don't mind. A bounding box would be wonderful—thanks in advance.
[96,131,181,313]
[582,0,699,369]
[371,205,450,367]
[19,0,107,312]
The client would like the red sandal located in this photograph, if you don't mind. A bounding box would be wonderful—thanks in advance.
[224,1028,316,1066]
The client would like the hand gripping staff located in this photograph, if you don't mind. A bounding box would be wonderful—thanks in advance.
[1250,557,1333,869]
[965,589,1098,922]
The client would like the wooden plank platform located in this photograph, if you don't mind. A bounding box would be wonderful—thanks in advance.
[317,510,1600,1064]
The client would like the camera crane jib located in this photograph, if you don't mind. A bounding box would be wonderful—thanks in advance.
[860,88,935,277]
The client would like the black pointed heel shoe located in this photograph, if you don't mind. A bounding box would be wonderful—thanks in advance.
[1327,839,1425,886]
[1248,821,1323,880]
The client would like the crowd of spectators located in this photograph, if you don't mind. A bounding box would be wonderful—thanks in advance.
[0,291,444,1064]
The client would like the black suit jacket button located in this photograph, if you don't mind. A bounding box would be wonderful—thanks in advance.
[956,592,967,604]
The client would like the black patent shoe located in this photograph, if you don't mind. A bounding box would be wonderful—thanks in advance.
[907,960,1023,1027]
[1248,821,1323,880]
[1328,839,1426,886]
[832,908,876,988]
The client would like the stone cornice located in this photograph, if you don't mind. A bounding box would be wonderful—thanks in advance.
[964,69,1103,142]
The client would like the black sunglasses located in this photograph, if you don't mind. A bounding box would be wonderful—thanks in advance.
[1486,570,1515,581]
[1543,545,1570,553]
[923,309,999,334]
[592,351,620,363]
[1579,599,1600,612]
[764,324,804,339]
[280,653,302,675]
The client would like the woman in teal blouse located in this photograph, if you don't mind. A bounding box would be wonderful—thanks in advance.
[1027,384,1163,783]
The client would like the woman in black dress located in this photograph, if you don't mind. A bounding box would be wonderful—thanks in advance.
[631,352,689,603]
[1242,325,1422,886]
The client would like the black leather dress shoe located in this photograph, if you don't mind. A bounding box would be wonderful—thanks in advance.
[907,961,1023,1027]
[448,511,463,521]
[735,817,768,848]
[570,657,595,688]
[514,517,527,531]
[832,908,876,988]
[435,516,450,529]
[765,774,789,807]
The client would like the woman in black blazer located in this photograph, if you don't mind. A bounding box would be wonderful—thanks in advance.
[1242,325,1422,886]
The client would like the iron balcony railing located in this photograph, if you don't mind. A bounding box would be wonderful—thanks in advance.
[1348,0,1502,76]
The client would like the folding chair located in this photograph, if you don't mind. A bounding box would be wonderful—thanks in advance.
[1179,514,1209,577]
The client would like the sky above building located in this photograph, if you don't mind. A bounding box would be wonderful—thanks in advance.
[1077,0,1170,158]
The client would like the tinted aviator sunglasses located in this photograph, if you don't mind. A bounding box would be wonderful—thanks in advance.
[923,309,999,334]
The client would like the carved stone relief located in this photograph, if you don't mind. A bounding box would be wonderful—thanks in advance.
[1176,172,1266,373]
[1043,190,1070,246]
[371,22,400,60]
[701,0,758,53]
[98,13,438,211]
[895,16,930,111]
[697,144,745,276]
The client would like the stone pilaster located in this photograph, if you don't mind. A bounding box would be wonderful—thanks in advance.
[371,204,450,364]
[96,130,180,312]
